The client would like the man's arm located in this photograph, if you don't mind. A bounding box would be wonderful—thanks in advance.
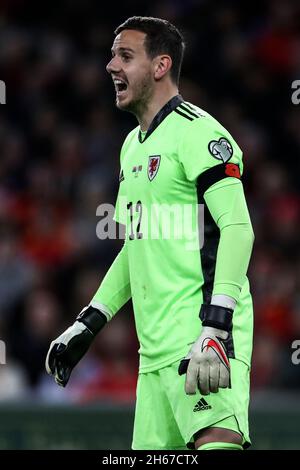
[45,233,131,387]
[205,179,254,301]
[89,236,131,319]
[179,179,254,395]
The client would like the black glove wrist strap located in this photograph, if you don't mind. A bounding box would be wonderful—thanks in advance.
[76,306,107,336]
[200,304,233,332]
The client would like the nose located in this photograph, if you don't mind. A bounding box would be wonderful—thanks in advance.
[106,56,120,74]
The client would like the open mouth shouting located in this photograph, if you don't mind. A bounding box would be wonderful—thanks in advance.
[113,77,128,98]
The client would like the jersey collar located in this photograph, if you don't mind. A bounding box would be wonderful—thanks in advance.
[138,94,184,143]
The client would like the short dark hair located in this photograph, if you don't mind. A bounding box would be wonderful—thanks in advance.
[115,16,185,85]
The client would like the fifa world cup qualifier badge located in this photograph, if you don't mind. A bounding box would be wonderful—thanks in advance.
[148,155,161,181]
[208,137,233,163]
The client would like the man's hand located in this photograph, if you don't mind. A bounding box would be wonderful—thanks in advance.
[178,304,234,396]
[45,321,94,387]
[45,306,107,387]
[178,326,230,395]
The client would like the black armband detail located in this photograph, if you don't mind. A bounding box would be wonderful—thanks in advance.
[76,306,107,336]
[196,163,241,199]
[200,304,233,332]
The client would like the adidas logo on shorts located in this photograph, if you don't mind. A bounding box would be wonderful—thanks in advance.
[193,398,212,412]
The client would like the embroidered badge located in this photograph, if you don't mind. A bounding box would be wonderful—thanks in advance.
[208,137,233,163]
[148,155,161,181]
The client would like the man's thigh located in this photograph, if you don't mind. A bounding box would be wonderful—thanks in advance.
[132,369,187,450]
[161,358,251,448]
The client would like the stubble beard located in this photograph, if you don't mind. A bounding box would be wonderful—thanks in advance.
[117,71,153,118]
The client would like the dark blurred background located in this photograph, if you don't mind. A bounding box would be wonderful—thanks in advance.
[0,0,300,449]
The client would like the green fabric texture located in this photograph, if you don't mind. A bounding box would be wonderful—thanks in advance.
[92,242,131,316]
[132,358,250,449]
[204,180,254,300]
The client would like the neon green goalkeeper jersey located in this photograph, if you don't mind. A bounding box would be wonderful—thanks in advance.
[93,95,254,373]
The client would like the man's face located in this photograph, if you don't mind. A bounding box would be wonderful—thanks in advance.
[106,30,154,113]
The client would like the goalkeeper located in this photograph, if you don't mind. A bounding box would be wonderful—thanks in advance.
[46,16,254,451]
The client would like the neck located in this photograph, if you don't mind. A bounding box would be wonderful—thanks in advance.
[137,83,179,131]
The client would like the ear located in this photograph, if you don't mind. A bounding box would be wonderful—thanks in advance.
[153,55,172,80]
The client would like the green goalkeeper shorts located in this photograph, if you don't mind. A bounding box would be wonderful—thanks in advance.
[132,358,251,450]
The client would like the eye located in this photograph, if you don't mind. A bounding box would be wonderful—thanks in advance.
[122,54,131,62]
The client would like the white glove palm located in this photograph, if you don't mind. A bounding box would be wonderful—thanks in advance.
[181,326,230,396]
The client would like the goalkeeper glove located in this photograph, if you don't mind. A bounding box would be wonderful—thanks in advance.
[45,305,107,387]
[178,304,234,396]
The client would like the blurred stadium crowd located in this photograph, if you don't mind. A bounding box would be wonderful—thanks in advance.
[0,0,299,403]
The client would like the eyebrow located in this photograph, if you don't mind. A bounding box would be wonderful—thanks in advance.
[111,47,135,55]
